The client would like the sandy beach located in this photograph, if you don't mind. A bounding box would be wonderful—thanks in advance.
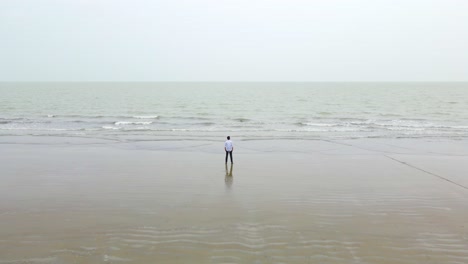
[1,136,467,263]
[2,0,468,262]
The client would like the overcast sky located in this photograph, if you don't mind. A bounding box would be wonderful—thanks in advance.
[0,0,467,81]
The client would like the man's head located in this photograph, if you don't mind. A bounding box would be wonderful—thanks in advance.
[227,136,230,140]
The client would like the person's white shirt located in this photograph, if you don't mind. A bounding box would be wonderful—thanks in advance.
[224,140,233,151]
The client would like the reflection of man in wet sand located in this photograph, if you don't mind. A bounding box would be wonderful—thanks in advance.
[225,163,233,177]
[225,163,233,188]
[224,136,233,164]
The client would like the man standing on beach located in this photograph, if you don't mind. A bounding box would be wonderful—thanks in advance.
[225,136,233,164]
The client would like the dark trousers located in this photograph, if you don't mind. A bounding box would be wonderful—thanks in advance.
[225,151,233,163]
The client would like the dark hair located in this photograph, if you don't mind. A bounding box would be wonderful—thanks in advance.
[227,136,230,140]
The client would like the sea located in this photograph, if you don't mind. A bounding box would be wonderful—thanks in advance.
[1,82,467,141]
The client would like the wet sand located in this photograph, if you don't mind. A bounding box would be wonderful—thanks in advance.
[1,136,468,263]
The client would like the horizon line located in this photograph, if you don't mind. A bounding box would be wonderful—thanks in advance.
[1,81,468,83]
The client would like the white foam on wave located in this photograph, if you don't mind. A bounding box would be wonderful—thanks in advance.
[133,115,159,119]
[102,126,120,130]
[115,121,153,125]
[302,122,336,127]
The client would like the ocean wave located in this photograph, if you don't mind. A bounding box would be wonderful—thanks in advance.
[102,126,120,130]
[114,121,153,125]
[1,115,467,139]
[373,121,451,129]
[133,115,159,119]
[166,116,211,121]
[41,114,133,119]
[299,122,336,127]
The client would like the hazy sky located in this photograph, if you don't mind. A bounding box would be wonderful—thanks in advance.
[1,0,467,81]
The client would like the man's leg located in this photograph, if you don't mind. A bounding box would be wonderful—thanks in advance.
[225,151,228,163]
[229,151,233,163]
